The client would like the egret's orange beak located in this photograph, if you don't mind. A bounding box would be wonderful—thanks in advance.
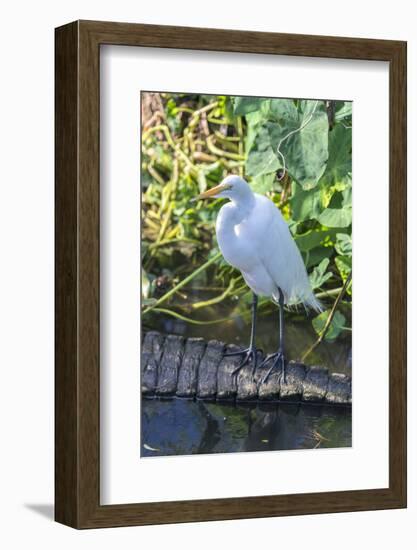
[193,183,232,201]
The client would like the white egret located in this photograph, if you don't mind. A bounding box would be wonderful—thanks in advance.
[194,174,322,384]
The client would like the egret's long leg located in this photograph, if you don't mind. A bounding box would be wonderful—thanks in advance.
[278,288,285,367]
[225,293,260,376]
[260,288,286,384]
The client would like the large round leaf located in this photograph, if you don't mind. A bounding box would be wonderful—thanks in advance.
[246,99,329,190]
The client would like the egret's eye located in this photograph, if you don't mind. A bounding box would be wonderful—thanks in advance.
[222,184,233,192]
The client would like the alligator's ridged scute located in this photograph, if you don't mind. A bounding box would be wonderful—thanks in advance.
[141,332,351,406]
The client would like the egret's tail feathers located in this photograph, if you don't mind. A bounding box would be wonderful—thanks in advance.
[281,292,323,313]
[272,288,323,313]
[303,292,323,313]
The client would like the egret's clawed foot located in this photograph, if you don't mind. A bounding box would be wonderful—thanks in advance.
[225,347,260,377]
[259,351,286,385]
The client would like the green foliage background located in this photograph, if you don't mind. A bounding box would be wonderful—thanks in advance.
[141,92,352,345]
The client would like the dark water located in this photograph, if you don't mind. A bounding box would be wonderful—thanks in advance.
[142,398,351,457]
[142,292,351,458]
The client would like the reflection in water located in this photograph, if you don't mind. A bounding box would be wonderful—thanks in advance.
[141,398,351,457]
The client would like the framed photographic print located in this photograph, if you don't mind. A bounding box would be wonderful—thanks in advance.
[55,20,407,528]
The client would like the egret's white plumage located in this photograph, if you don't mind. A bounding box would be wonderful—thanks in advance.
[202,175,321,312]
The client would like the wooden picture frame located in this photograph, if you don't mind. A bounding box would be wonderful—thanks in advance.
[55,20,407,528]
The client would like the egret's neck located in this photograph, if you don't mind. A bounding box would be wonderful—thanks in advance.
[216,193,256,241]
[229,192,256,223]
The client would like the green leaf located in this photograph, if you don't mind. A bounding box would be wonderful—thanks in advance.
[342,185,352,207]
[290,184,322,222]
[246,147,281,177]
[304,246,333,269]
[263,98,299,124]
[335,233,352,256]
[335,255,352,284]
[245,122,281,177]
[295,228,338,252]
[317,206,352,228]
[309,258,333,290]
[312,310,347,341]
[320,124,352,186]
[251,173,276,193]
[267,100,329,189]
[233,97,265,115]
[335,101,352,122]
[245,110,267,152]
